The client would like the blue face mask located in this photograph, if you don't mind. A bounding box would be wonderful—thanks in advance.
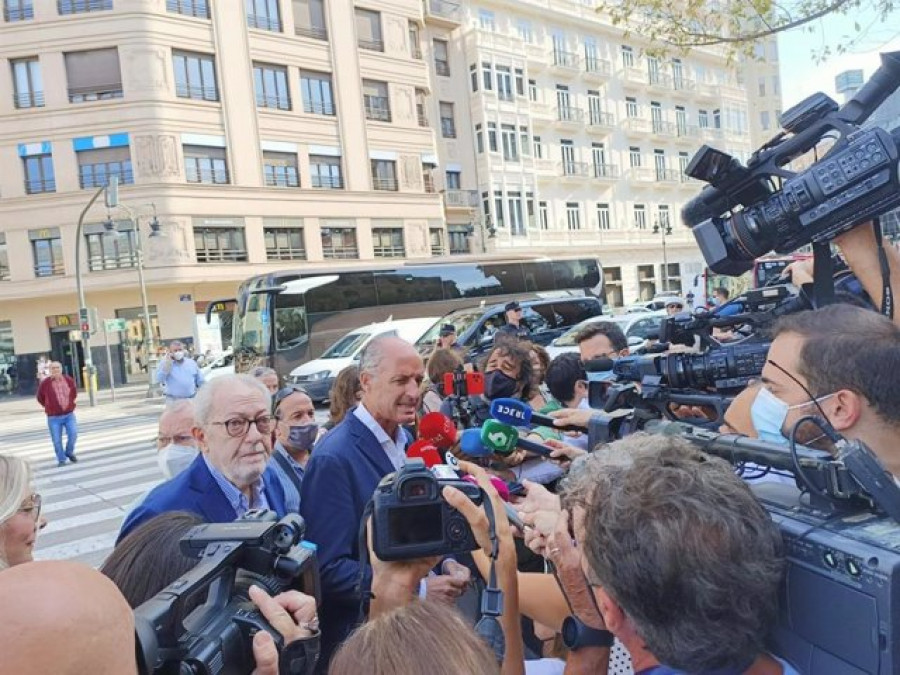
[750,387,835,445]
[287,424,318,451]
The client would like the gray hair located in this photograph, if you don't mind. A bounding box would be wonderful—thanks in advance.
[571,433,784,672]
[168,340,183,350]
[159,399,195,425]
[0,455,32,570]
[193,374,269,427]
[358,336,405,377]
[250,366,277,380]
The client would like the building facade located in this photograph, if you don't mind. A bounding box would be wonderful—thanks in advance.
[0,0,776,392]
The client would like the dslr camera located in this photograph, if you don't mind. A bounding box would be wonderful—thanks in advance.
[371,459,483,561]
[134,511,320,675]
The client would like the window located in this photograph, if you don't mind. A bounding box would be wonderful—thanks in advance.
[654,149,667,179]
[373,227,405,257]
[77,146,133,189]
[650,101,663,132]
[560,139,575,172]
[515,68,524,96]
[672,58,684,89]
[508,192,524,235]
[566,202,581,230]
[469,63,479,92]
[0,234,9,280]
[440,101,456,138]
[658,204,671,230]
[772,75,781,96]
[433,39,450,76]
[430,228,444,256]
[254,63,290,110]
[760,110,770,130]
[520,126,530,156]
[596,203,610,230]
[321,226,358,259]
[482,62,493,91]
[293,0,326,39]
[422,163,436,193]
[647,56,661,84]
[247,0,281,31]
[30,229,64,277]
[445,170,461,190]
[173,50,218,101]
[4,0,34,21]
[194,225,247,262]
[633,204,647,229]
[533,135,543,158]
[449,226,468,254]
[678,151,690,175]
[620,45,634,68]
[65,48,122,102]
[478,8,495,31]
[356,8,383,51]
[58,0,112,14]
[309,155,343,188]
[675,106,687,135]
[300,71,335,115]
[758,76,766,97]
[264,223,306,260]
[23,152,55,194]
[487,122,498,152]
[713,108,721,129]
[516,18,533,42]
[363,80,390,122]
[184,145,229,184]
[371,159,398,191]
[85,223,137,271]
[501,124,518,161]
[493,190,504,229]
[11,58,42,110]
[475,123,484,153]
[591,143,607,176]
[496,66,513,100]
[556,84,571,117]
[263,151,299,187]
[166,0,209,18]
[629,146,642,168]
[698,109,709,128]
[538,201,548,229]
[584,39,599,72]
[528,79,537,102]
[625,96,638,118]
[416,88,428,127]
[587,90,605,125]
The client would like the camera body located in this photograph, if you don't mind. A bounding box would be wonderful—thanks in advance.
[134,511,320,675]
[371,459,483,561]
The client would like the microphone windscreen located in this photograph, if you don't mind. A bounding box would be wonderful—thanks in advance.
[462,474,509,502]
[419,412,458,449]
[459,428,493,457]
[407,440,442,468]
[489,398,533,427]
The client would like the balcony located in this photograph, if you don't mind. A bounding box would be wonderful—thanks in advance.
[25,178,56,195]
[674,124,701,143]
[655,168,682,185]
[34,260,65,277]
[583,58,612,80]
[647,72,673,91]
[257,93,291,111]
[79,164,134,189]
[555,106,584,126]
[58,0,112,14]
[558,161,589,179]
[323,242,359,259]
[303,100,335,116]
[586,111,615,133]
[550,50,581,75]
[591,164,619,181]
[700,126,725,142]
[295,23,328,40]
[423,174,436,193]
[651,120,677,138]
[311,175,343,189]
[423,0,461,27]
[621,117,653,136]
[175,83,219,101]
[619,67,647,88]
[525,43,548,70]
[671,77,697,97]
[627,167,656,184]
[247,13,282,31]
[13,91,44,109]
[359,37,385,52]
[4,2,34,21]
[372,176,399,191]
[364,96,391,122]
[264,171,300,188]
[443,189,477,209]
[185,167,229,184]
[68,84,123,103]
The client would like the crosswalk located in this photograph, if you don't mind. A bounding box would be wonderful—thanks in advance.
[1,400,166,568]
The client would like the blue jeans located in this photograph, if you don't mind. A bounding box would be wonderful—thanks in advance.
[47,412,78,463]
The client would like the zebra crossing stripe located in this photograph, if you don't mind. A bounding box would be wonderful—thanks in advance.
[40,481,160,515]
[33,532,119,561]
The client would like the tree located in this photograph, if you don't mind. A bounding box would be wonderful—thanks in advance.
[600,0,897,60]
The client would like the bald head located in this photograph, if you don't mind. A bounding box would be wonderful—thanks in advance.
[358,336,424,432]
[0,561,137,674]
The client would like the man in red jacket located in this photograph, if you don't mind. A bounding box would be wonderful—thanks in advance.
[36,362,79,467]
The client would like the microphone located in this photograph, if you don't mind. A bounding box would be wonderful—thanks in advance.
[459,428,494,457]
[489,398,587,433]
[582,357,615,373]
[462,474,511,502]
[419,412,458,449]
[480,420,553,458]
[406,439,443,468]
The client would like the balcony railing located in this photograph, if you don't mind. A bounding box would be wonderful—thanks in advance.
[88,253,138,272]
[196,248,248,263]
[424,175,436,193]
[372,176,399,191]
[358,37,385,52]
[310,174,343,189]
[374,244,405,257]
[551,50,580,69]
[34,260,65,277]
[304,100,335,115]
[444,189,477,208]
[655,168,682,183]
[434,59,450,76]
[13,90,44,109]
[295,23,327,40]
[621,117,653,134]
[0,265,10,281]
[185,167,229,184]
[592,163,619,179]
[58,0,112,14]
[4,2,34,21]
[431,242,444,256]
[423,0,461,23]
[264,170,300,188]
[175,83,219,101]
[25,178,56,194]
[675,124,700,139]
[266,247,307,261]
[411,44,422,59]
[672,77,696,93]
[364,96,391,122]
[257,93,291,110]
[79,164,134,189]
[323,243,359,259]
[417,109,429,127]
[247,13,282,31]
[558,161,589,177]
[651,120,677,137]
[68,85,123,103]
[166,0,209,18]
[555,106,584,123]
[588,111,615,128]
[584,58,611,77]
[440,119,456,138]
[647,71,673,89]
[628,167,656,183]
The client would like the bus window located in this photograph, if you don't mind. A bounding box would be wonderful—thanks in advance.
[482,262,527,295]
[236,292,268,356]
[552,259,601,291]
[306,272,376,313]
[374,270,445,304]
[523,261,555,292]
[431,265,501,299]
[551,299,601,326]
[274,292,308,350]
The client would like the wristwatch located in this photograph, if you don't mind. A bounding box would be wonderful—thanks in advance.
[561,615,614,651]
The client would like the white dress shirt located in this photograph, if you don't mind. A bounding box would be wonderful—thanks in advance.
[353,403,410,471]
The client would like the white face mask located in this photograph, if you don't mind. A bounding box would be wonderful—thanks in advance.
[172,351,185,361]
[157,443,198,479]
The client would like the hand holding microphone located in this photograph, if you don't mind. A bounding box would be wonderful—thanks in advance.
[489,398,588,433]
[480,419,554,458]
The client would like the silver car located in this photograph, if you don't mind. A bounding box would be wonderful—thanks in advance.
[545,311,668,359]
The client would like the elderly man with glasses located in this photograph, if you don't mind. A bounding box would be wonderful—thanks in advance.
[117,374,288,543]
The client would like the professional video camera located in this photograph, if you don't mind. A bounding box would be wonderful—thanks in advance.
[682,51,900,277]
[371,459,482,560]
[134,511,320,675]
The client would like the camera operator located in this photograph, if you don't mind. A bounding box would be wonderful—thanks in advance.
[752,304,900,476]
[575,322,629,362]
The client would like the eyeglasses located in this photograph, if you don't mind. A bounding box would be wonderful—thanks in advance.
[157,434,195,446]
[211,416,275,438]
[18,493,42,522]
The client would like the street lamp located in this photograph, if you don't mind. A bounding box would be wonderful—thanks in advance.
[103,202,164,397]
[653,219,673,293]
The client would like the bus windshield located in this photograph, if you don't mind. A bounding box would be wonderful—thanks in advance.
[234,291,269,357]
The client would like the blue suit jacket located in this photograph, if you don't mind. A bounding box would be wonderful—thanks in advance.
[118,454,287,544]
[299,411,411,666]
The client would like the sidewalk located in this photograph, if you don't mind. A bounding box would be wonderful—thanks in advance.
[0,382,165,418]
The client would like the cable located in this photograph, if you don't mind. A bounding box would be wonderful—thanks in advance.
[789,415,832,501]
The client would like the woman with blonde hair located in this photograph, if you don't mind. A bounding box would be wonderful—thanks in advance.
[0,455,47,570]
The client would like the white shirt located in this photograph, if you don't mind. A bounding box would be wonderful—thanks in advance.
[353,403,410,471]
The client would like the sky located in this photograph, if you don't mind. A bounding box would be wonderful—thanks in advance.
[778,3,900,108]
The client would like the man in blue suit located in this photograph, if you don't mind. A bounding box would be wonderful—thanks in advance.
[118,374,287,543]
[300,336,470,668]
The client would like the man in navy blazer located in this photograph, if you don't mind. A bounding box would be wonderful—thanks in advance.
[300,336,470,669]
[118,374,288,543]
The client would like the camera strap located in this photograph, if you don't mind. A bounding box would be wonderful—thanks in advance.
[873,218,895,320]
[811,241,836,308]
[355,499,376,623]
[474,487,506,664]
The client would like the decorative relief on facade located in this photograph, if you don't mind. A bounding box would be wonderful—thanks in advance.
[400,155,422,190]
[134,135,181,180]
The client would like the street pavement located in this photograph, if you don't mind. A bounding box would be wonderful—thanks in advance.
[0,384,328,568]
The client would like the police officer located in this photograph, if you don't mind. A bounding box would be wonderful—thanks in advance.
[497,301,531,341]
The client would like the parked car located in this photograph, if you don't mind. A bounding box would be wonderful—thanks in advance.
[624,295,684,313]
[201,349,234,381]
[289,317,438,402]
[545,311,667,359]
[416,296,603,362]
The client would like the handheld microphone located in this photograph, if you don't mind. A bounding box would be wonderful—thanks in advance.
[462,474,511,502]
[480,420,553,458]
[406,439,443,468]
[419,412,458,449]
[489,398,587,433]
[459,428,494,458]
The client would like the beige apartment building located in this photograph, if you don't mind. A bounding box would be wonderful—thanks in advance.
[0,0,777,392]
